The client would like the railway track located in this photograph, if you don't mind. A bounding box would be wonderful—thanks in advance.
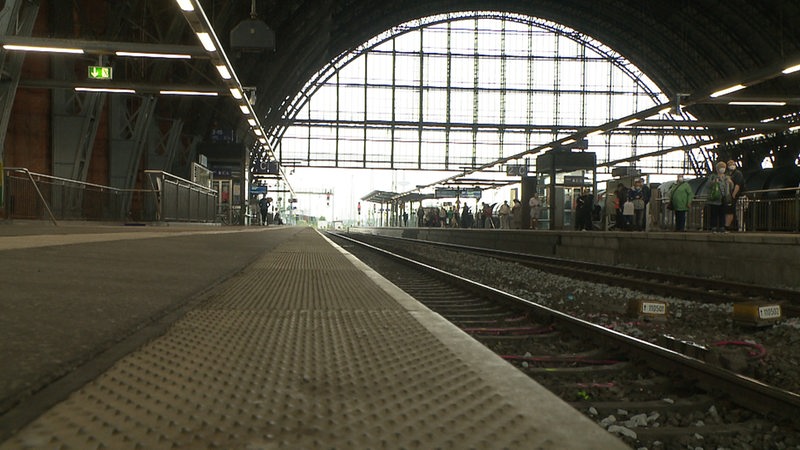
[351,233,800,316]
[327,231,800,449]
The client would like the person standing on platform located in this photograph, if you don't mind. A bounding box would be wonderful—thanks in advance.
[498,201,511,229]
[511,199,522,229]
[528,194,541,229]
[726,159,745,231]
[706,161,733,233]
[669,174,694,231]
[576,188,594,230]
[627,180,647,231]
[614,183,628,230]
[258,195,270,226]
[417,205,425,227]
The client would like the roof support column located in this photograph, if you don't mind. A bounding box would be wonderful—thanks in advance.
[0,0,40,162]
[109,95,157,218]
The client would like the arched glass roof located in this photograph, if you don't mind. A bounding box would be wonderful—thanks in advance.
[271,12,703,177]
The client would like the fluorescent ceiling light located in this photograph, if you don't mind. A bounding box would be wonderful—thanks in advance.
[710,84,746,98]
[782,64,800,75]
[229,88,243,99]
[4,44,84,54]
[259,138,267,144]
[116,51,191,59]
[789,125,800,132]
[620,118,641,127]
[586,130,603,137]
[75,87,135,94]
[247,118,257,126]
[160,90,218,96]
[239,104,250,114]
[739,133,764,141]
[728,101,786,106]
[562,139,576,145]
[176,0,194,12]
[196,32,215,52]
[254,129,263,136]
[215,64,231,79]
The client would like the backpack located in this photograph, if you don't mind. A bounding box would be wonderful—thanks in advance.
[709,179,721,201]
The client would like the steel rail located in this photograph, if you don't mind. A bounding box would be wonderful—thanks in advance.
[331,231,800,424]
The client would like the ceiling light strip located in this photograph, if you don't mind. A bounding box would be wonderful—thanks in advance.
[3,44,84,54]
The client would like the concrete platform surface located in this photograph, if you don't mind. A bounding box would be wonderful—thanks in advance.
[0,224,626,449]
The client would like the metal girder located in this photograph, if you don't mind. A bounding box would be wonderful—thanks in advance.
[146,119,183,172]
[109,94,157,193]
[51,85,105,181]
[0,0,40,162]
[0,36,208,59]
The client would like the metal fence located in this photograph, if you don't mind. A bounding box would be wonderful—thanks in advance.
[145,171,216,223]
[654,187,800,232]
[1,168,217,224]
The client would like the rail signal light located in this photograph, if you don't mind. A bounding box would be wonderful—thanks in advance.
[326,194,330,206]
[357,202,361,215]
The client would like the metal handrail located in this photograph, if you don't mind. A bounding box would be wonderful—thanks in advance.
[4,168,59,226]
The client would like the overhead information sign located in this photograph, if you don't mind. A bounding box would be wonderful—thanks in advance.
[435,187,482,199]
[88,66,113,80]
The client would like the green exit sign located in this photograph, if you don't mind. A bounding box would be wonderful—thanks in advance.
[88,66,112,80]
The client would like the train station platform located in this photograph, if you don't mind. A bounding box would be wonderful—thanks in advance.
[353,227,800,290]
[0,223,625,449]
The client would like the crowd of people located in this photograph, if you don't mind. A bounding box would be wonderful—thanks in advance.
[408,159,746,233]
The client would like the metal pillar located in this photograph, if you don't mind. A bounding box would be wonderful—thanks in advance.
[147,119,184,172]
[0,0,40,162]
[109,95,157,217]
[51,80,105,181]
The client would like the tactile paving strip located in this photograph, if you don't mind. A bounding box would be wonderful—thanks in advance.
[2,228,624,449]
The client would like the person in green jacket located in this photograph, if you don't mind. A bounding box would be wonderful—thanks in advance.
[669,174,694,231]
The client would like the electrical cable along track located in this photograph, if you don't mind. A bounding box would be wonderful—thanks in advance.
[327,232,800,449]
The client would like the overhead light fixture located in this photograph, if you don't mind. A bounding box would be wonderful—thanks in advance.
[229,88,243,99]
[782,63,800,75]
[259,137,267,144]
[4,44,84,54]
[239,104,250,115]
[176,0,194,12]
[562,139,576,145]
[587,130,603,137]
[710,84,746,98]
[789,125,800,132]
[215,64,231,80]
[254,129,263,136]
[247,118,257,126]
[196,32,216,52]
[159,90,218,96]
[620,118,641,127]
[728,101,786,106]
[739,133,764,141]
[75,87,136,94]
[116,51,191,59]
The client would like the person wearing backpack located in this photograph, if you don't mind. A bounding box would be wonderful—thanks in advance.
[669,174,694,231]
[706,161,733,233]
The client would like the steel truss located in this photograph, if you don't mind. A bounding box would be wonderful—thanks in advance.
[0,0,39,162]
[271,12,700,175]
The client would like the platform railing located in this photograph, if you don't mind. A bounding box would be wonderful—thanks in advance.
[144,170,216,223]
[656,186,800,232]
[1,168,217,224]
[1,167,151,224]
